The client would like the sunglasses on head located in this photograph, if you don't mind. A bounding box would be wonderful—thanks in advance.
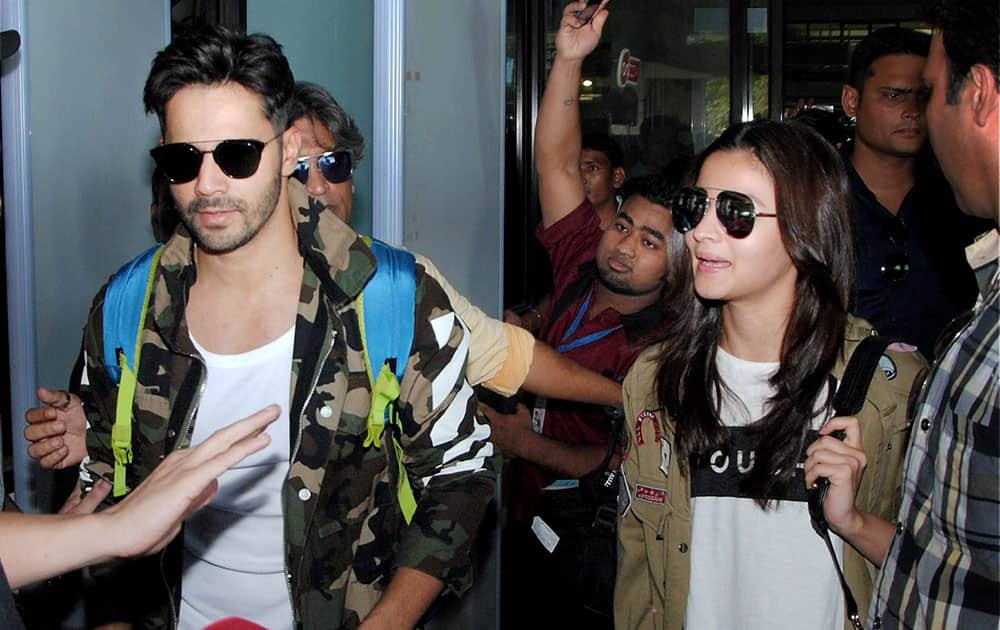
[291,150,353,186]
[671,186,777,239]
[150,133,280,184]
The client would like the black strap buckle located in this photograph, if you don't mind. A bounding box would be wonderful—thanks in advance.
[592,503,617,533]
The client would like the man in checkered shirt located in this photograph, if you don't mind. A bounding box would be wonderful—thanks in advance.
[868,0,999,628]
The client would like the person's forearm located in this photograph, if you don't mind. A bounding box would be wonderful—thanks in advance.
[515,429,608,479]
[836,511,896,567]
[360,566,443,630]
[0,511,116,588]
[524,342,622,407]
[536,55,585,225]
[537,56,583,173]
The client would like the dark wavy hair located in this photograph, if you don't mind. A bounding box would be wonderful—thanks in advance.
[654,120,857,506]
[288,82,366,165]
[927,0,1000,103]
[143,24,295,134]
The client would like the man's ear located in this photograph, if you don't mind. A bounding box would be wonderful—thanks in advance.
[280,125,301,177]
[966,63,999,128]
[613,166,626,189]
[842,85,860,117]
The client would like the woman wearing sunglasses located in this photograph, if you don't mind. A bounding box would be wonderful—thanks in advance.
[615,121,925,630]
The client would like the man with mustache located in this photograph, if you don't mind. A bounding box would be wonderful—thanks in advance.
[868,1,999,626]
[841,26,985,361]
[37,24,496,630]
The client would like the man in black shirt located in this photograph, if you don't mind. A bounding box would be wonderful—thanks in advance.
[841,26,987,360]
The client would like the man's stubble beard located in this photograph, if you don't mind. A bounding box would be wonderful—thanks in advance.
[596,260,662,298]
[181,173,283,255]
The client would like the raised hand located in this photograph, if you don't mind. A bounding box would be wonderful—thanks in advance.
[555,1,611,62]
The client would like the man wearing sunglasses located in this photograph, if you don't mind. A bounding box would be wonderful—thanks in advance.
[26,80,627,470]
[286,81,362,224]
[842,27,986,361]
[61,25,496,630]
[491,3,675,627]
[869,0,999,627]
[278,82,625,410]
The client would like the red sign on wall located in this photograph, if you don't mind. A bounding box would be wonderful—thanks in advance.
[617,48,641,88]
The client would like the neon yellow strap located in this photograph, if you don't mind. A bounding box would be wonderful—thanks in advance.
[112,356,135,496]
[110,248,162,497]
[363,362,416,523]
[356,236,416,524]
[391,413,417,524]
[364,363,400,449]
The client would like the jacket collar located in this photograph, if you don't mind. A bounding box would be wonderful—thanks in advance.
[287,179,375,305]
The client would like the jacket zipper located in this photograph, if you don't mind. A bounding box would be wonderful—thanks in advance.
[283,329,337,620]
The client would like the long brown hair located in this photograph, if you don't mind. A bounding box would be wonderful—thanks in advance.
[655,120,856,505]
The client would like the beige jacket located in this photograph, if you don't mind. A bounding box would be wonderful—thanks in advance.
[615,317,926,630]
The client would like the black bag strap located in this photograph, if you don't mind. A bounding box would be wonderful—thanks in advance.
[832,335,894,416]
[809,334,894,630]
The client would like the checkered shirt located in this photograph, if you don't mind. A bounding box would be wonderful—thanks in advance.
[869,230,1000,629]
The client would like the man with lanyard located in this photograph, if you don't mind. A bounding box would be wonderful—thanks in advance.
[483,2,675,627]
[869,0,999,626]
[840,26,987,361]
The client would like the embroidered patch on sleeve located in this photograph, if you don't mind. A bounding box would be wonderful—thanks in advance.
[635,409,656,446]
[635,483,667,505]
[659,439,671,478]
[878,354,898,380]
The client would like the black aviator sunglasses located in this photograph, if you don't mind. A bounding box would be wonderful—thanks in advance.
[672,186,777,239]
[150,133,281,184]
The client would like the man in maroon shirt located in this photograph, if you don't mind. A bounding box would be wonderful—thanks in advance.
[483,2,677,627]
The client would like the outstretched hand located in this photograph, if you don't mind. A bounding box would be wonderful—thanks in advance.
[25,387,89,469]
[102,405,280,558]
[555,1,611,62]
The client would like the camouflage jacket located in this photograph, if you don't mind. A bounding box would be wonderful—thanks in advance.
[80,195,498,629]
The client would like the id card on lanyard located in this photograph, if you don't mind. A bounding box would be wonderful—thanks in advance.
[532,289,622,434]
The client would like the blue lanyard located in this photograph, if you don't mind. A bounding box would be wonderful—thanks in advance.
[556,289,622,353]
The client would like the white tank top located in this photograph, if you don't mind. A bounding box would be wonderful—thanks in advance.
[178,326,295,630]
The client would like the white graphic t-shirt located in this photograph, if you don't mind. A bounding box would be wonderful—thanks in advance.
[685,347,845,630]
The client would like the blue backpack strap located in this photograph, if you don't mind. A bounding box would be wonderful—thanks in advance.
[102,244,163,382]
[361,238,415,384]
[357,237,417,523]
[101,244,163,496]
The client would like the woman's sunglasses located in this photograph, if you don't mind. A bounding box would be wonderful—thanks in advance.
[671,186,777,239]
[291,150,354,186]
[150,134,280,184]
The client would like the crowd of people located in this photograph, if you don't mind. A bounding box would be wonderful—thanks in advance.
[1,0,997,628]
